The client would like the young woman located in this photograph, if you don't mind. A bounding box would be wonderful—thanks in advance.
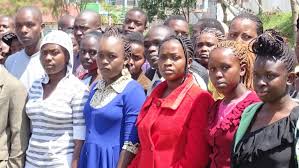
[193,28,225,100]
[228,13,263,46]
[78,27,146,168]
[232,30,299,167]
[207,40,260,168]
[129,35,214,168]
[25,30,89,168]
[78,31,102,86]
[125,32,151,92]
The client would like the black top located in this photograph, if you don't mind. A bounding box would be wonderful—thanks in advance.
[232,106,299,168]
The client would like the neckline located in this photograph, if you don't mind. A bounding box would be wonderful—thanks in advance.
[248,105,299,134]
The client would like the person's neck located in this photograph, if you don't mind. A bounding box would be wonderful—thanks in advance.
[47,68,67,86]
[166,76,185,92]
[131,71,142,80]
[25,41,40,57]
[223,83,248,103]
[264,94,295,114]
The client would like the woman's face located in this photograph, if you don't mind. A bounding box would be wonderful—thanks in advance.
[194,32,218,68]
[97,36,128,83]
[127,43,145,76]
[228,18,258,45]
[209,47,245,95]
[253,57,289,102]
[79,36,99,71]
[158,39,190,82]
[40,43,68,75]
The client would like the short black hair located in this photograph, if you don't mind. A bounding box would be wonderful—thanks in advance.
[126,8,148,26]
[231,13,263,35]
[125,31,144,46]
[164,15,187,26]
[194,18,225,34]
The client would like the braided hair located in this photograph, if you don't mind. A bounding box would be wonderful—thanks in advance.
[192,27,225,46]
[216,40,255,90]
[103,26,132,60]
[252,29,296,72]
[231,13,263,35]
[194,18,225,34]
[159,35,194,81]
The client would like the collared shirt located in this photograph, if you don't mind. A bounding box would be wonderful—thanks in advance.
[90,72,132,108]
[147,71,207,96]
[25,74,89,168]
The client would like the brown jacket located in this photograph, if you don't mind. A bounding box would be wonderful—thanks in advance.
[0,66,29,168]
[137,73,151,93]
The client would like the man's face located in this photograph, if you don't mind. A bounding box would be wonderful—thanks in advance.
[123,11,146,34]
[73,16,99,44]
[168,19,189,36]
[0,17,14,36]
[144,28,172,69]
[15,11,42,47]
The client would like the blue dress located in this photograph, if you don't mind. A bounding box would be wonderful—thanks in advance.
[79,80,146,168]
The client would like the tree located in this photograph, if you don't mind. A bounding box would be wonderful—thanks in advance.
[290,0,299,43]
[139,0,197,23]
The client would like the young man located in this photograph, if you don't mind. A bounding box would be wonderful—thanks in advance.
[0,15,14,36]
[73,11,101,74]
[0,65,29,167]
[4,6,44,90]
[122,8,147,34]
[164,15,189,36]
[0,15,15,61]
[58,14,75,32]
[143,25,176,94]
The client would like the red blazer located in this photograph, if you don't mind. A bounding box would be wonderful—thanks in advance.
[129,75,214,168]
[207,91,260,168]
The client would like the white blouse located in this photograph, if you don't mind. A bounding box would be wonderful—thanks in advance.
[25,74,89,168]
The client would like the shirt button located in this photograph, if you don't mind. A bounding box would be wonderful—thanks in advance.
[150,147,154,151]
[156,101,161,107]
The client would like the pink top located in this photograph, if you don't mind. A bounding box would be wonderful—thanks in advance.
[207,91,260,168]
[217,91,251,124]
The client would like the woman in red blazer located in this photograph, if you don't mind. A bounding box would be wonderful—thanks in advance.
[129,36,214,168]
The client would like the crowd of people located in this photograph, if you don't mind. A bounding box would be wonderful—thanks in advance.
[1,5,299,168]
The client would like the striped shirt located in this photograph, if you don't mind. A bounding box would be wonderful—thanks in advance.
[25,74,89,168]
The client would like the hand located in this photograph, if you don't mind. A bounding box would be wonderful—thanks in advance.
[71,159,78,168]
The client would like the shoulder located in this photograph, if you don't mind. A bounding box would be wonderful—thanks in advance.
[68,75,89,91]
[187,85,212,101]
[123,80,146,100]
[4,51,24,67]
[124,80,144,92]
[2,67,25,90]
[235,91,261,112]
[137,73,151,90]
[59,75,89,99]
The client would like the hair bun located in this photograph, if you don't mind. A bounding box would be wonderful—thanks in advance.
[252,29,286,57]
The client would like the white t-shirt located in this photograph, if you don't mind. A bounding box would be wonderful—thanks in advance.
[5,49,45,91]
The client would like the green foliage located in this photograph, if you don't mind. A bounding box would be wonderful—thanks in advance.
[0,0,52,16]
[259,12,294,46]
[139,0,197,22]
